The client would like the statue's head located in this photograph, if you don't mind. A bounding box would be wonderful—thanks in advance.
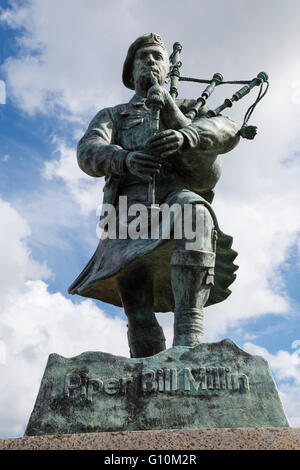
[122,33,169,91]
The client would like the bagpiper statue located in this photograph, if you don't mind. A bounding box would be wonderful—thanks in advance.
[68,33,268,358]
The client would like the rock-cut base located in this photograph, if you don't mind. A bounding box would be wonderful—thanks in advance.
[25,339,289,436]
[1,428,300,450]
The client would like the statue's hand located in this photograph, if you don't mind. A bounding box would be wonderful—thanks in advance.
[146,84,168,109]
[125,151,162,183]
[146,130,185,157]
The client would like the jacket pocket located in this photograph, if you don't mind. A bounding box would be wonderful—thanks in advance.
[120,111,144,130]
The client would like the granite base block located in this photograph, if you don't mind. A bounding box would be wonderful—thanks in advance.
[1,428,300,450]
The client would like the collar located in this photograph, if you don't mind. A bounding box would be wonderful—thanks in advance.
[129,94,147,107]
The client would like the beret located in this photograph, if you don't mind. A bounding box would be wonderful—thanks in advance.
[122,33,168,90]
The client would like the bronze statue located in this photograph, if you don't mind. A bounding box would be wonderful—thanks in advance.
[68,33,245,358]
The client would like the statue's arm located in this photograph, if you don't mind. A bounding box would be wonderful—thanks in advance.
[153,88,240,157]
[178,110,240,156]
[77,107,128,177]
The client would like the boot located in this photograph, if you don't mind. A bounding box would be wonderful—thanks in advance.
[127,324,166,358]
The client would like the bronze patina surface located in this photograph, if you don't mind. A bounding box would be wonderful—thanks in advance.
[23,34,290,438]
[24,340,289,436]
[68,33,240,357]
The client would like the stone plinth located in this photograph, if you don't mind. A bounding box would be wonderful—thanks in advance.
[1,428,300,450]
[25,339,289,436]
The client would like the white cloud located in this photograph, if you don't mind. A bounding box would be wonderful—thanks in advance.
[2,0,300,336]
[279,384,300,428]
[243,342,300,426]
[0,195,298,437]
[0,0,136,118]
[1,279,128,437]
[0,197,51,305]
[244,342,300,385]
[12,184,94,251]
[43,140,102,215]
[0,196,128,438]
[1,0,300,120]
[0,80,5,104]
[1,0,300,436]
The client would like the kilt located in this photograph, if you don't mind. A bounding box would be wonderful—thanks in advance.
[68,186,238,311]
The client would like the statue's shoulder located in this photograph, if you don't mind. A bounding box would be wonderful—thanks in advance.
[110,102,131,113]
[87,102,130,127]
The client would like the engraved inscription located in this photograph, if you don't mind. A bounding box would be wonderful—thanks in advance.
[63,365,249,402]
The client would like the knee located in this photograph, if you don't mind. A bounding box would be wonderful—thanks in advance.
[177,204,215,252]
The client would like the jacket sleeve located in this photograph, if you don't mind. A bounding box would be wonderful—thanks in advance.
[77,107,129,177]
[178,106,240,156]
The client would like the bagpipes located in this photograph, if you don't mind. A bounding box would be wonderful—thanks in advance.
[147,42,269,206]
[169,42,269,139]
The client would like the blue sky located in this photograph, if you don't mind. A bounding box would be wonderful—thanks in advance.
[0,0,299,437]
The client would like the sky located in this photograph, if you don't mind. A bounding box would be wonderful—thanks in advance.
[0,0,299,438]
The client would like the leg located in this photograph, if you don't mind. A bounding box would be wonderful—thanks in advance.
[117,269,166,358]
[171,204,216,347]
